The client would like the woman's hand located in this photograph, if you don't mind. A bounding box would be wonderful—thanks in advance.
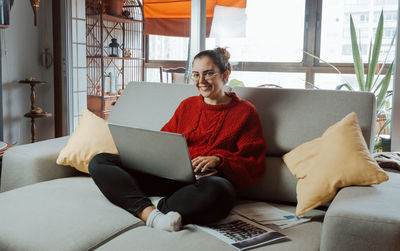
[192,156,221,173]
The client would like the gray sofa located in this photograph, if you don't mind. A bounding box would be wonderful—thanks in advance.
[0,82,399,251]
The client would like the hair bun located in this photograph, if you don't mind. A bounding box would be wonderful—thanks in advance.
[214,47,230,62]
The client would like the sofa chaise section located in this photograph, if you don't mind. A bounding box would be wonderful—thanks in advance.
[321,169,400,251]
[95,204,326,251]
[0,176,143,251]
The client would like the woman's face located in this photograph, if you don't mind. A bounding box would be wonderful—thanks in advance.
[192,57,228,101]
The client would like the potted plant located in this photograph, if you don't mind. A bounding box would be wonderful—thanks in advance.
[305,11,396,151]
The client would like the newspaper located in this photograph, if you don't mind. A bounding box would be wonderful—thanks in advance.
[233,202,311,229]
[197,214,288,251]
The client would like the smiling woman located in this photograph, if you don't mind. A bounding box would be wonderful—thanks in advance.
[191,48,232,105]
[89,47,267,232]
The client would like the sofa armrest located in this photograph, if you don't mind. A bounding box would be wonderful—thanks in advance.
[0,136,83,192]
[320,170,400,251]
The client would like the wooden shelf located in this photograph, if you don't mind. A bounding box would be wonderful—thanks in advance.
[87,13,143,23]
[103,14,143,23]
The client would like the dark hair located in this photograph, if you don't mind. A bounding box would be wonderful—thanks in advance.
[193,47,232,74]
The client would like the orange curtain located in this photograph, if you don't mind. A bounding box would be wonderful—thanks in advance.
[143,0,246,37]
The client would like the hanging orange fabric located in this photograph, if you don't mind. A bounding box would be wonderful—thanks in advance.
[143,0,246,37]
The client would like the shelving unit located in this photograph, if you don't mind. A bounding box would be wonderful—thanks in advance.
[86,0,144,119]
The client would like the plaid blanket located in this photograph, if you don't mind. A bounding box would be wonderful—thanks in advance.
[373,152,400,171]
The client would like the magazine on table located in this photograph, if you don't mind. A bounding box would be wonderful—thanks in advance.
[232,202,311,229]
[197,214,288,251]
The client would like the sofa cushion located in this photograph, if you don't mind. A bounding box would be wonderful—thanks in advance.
[95,203,325,251]
[56,109,118,173]
[282,112,388,215]
[321,171,400,251]
[238,157,297,204]
[1,136,81,193]
[232,86,376,155]
[108,82,198,130]
[0,177,143,251]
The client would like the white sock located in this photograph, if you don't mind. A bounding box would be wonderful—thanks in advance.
[146,209,182,232]
[149,196,164,208]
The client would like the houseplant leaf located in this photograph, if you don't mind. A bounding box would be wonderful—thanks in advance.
[335,83,354,90]
[375,62,393,110]
[377,117,391,137]
[303,51,351,88]
[366,11,384,91]
[350,15,365,91]
[372,28,397,90]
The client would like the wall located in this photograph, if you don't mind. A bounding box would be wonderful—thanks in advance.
[1,0,54,145]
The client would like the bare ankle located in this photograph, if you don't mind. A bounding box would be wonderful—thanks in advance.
[138,206,155,222]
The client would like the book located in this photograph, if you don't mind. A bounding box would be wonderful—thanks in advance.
[197,214,288,251]
[232,202,311,229]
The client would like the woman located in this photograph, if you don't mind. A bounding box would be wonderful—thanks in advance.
[89,48,266,232]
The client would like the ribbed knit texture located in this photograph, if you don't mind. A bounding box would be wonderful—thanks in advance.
[161,92,266,188]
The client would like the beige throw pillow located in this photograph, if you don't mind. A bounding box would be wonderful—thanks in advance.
[56,109,118,173]
[282,112,388,216]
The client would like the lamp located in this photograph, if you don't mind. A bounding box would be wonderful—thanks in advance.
[109,38,120,57]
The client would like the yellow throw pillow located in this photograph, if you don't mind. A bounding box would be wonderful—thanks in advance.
[282,112,388,216]
[56,109,118,173]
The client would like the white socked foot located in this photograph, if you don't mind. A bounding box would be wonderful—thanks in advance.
[146,209,182,232]
[149,196,164,208]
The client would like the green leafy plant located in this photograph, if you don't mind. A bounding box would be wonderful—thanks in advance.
[345,11,394,116]
[305,11,396,142]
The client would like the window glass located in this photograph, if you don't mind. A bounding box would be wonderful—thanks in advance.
[148,35,189,60]
[229,72,306,89]
[315,73,359,90]
[315,73,393,91]
[206,0,306,62]
[320,0,398,63]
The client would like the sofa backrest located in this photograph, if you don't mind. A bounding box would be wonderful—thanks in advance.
[109,82,376,204]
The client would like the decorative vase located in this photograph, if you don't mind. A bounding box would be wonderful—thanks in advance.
[106,0,125,16]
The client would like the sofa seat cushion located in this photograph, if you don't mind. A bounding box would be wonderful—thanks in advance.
[96,203,325,251]
[0,177,143,251]
[321,171,400,251]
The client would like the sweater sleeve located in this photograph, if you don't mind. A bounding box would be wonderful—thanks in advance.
[210,110,266,188]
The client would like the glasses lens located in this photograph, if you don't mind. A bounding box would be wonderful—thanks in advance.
[205,72,217,80]
[190,71,218,81]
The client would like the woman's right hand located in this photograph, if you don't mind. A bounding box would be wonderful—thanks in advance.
[192,156,221,173]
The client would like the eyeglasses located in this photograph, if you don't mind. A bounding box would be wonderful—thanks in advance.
[190,71,220,81]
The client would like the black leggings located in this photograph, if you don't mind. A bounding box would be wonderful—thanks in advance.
[88,153,236,225]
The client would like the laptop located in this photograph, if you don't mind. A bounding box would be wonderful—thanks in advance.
[108,123,218,183]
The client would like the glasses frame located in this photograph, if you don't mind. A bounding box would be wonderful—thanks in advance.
[190,71,220,82]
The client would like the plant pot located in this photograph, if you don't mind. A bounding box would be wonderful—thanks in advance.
[106,0,124,16]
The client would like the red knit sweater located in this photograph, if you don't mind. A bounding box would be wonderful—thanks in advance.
[161,92,266,188]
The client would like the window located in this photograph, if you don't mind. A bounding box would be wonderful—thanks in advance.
[321,0,397,63]
[230,71,306,89]
[148,35,189,61]
[206,0,306,63]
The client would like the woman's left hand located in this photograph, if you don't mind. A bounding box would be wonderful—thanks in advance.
[192,156,221,173]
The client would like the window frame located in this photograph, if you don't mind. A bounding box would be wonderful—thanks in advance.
[144,0,392,83]
[143,0,399,150]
